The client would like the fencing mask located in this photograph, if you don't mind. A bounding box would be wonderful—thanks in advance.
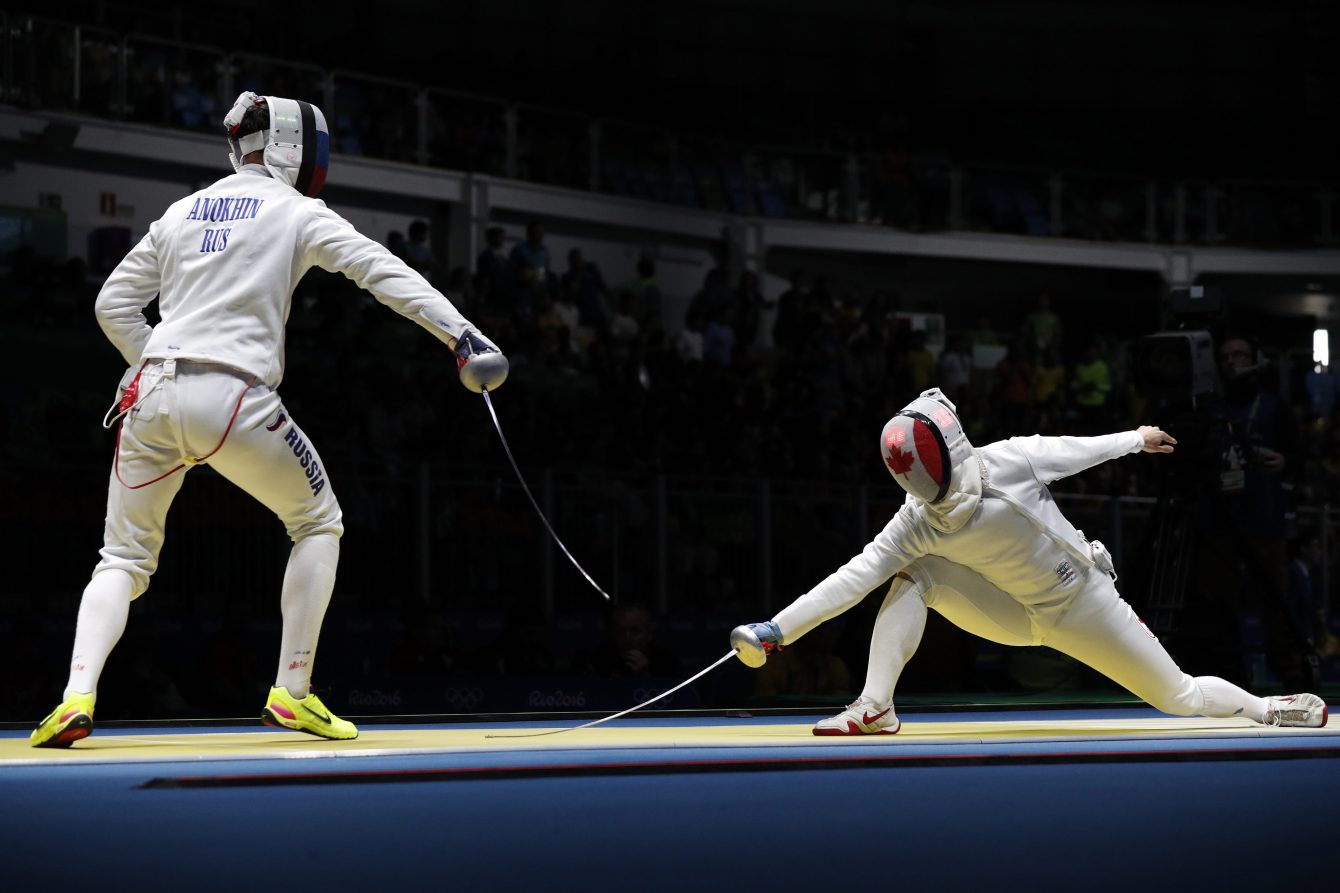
[224,92,330,198]
[879,387,982,532]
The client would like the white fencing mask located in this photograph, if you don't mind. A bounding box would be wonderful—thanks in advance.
[224,92,330,198]
[879,387,982,532]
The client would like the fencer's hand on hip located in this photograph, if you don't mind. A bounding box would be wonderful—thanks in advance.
[455,328,509,393]
[1137,425,1177,454]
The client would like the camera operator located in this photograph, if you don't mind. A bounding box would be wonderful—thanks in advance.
[1195,333,1315,689]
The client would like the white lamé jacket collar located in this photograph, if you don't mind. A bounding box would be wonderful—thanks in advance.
[908,450,984,533]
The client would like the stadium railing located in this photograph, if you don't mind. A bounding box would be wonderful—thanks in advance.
[3,14,1336,248]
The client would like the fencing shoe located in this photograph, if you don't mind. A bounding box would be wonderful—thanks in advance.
[1262,693,1328,728]
[730,621,783,668]
[813,697,901,736]
[261,686,358,740]
[30,692,95,748]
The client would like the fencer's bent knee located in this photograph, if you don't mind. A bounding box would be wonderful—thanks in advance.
[90,567,142,601]
[286,501,344,541]
[95,547,158,600]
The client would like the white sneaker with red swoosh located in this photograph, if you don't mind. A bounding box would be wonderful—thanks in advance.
[1262,693,1328,728]
[813,698,901,736]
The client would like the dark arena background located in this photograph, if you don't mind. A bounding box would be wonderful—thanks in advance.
[3,1,1340,890]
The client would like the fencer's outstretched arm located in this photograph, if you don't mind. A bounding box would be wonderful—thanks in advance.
[94,232,161,365]
[1004,427,1172,484]
[300,203,476,349]
[771,505,929,644]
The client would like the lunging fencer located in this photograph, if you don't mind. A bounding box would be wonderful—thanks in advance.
[731,388,1327,735]
[31,92,508,747]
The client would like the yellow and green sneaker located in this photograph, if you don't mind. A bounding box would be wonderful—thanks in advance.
[31,693,95,748]
[261,686,358,740]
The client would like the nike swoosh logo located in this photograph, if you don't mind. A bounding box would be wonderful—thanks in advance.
[862,708,890,725]
[305,705,332,723]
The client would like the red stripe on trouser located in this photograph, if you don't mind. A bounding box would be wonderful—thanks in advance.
[114,378,252,489]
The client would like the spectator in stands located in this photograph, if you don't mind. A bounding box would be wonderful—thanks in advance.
[1285,536,1335,662]
[403,219,434,277]
[732,270,764,350]
[1070,337,1113,433]
[755,281,780,352]
[848,298,893,398]
[607,292,641,355]
[623,256,663,333]
[475,225,511,307]
[900,329,936,394]
[803,276,838,334]
[774,270,810,352]
[552,279,581,351]
[82,39,120,117]
[562,248,611,329]
[1290,534,1340,661]
[688,267,732,324]
[386,230,408,262]
[170,70,217,131]
[333,112,363,155]
[967,314,1001,350]
[1032,346,1067,431]
[1208,333,1312,687]
[508,219,551,315]
[675,311,706,363]
[938,333,973,409]
[579,603,680,678]
[1023,292,1062,355]
[703,306,737,366]
[532,290,564,341]
[443,266,475,319]
[995,340,1034,429]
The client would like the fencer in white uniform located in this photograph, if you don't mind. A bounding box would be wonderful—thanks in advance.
[731,388,1327,735]
[31,92,508,747]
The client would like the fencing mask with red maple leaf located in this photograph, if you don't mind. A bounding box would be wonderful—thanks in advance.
[880,388,983,532]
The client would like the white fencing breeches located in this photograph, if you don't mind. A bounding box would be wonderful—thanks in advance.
[94,359,343,598]
[865,556,1267,720]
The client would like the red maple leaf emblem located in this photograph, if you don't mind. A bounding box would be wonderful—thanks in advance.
[885,446,916,477]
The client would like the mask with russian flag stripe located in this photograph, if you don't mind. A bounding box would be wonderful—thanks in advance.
[224,92,330,198]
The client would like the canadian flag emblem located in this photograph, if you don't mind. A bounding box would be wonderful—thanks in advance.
[885,447,916,477]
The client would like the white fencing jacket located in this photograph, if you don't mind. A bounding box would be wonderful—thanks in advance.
[773,431,1145,643]
[94,165,473,388]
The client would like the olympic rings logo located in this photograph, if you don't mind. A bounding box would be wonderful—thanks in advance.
[443,687,486,710]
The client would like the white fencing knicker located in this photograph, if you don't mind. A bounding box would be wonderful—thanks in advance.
[96,357,344,598]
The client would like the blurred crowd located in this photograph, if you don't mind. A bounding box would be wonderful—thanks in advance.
[11,16,1334,247]
[6,216,1340,719]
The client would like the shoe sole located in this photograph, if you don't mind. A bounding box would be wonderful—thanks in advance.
[1272,699,1330,729]
[1300,703,1329,728]
[33,715,93,749]
[261,707,358,740]
[813,721,901,737]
